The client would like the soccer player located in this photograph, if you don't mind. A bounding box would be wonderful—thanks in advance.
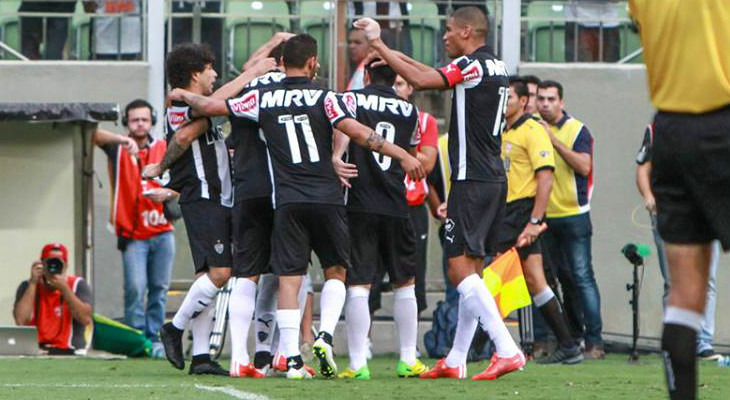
[142,43,272,375]
[355,6,525,380]
[629,2,730,398]
[496,77,582,365]
[331,61,427,379]
[168,34,424,379]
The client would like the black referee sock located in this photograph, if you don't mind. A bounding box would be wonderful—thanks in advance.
[538,297,575,349]
[191,354,211,365]
[662,323,697,400]
[254,351,272,369]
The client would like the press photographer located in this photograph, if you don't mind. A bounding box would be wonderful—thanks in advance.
[13,243,93,354]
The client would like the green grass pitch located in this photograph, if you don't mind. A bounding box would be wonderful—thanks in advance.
[0,354,728,400]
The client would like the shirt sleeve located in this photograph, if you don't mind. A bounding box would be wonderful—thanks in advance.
[572,126,594,155]
[409,108,422,147]
[74,278,92,305]
[226,89,260,122]
[14,280,30,306]
[635,125,652,165]
[437,55,484,88]
[527,124,556,172]
[419,112,439,149]
[324,92,354,126]
[100,143,119,160]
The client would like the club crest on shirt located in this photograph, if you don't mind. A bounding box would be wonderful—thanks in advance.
[214,240,224,254]
[540,150,550,158]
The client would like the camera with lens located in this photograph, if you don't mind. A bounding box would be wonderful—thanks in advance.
[43,258,64,275]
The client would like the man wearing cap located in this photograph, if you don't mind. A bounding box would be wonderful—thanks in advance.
[13,244,93,354]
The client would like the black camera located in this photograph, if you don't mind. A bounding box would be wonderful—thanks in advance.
[43,258,64,275]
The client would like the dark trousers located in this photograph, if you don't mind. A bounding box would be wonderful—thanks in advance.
[565,23,620,62]
[171,1,223,76]
[19,1,75,60]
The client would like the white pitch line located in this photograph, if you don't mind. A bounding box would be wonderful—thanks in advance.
[195,384,275,400]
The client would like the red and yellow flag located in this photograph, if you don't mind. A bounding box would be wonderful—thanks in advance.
[483,247,532,319]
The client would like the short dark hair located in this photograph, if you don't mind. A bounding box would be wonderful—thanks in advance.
[509,77,529,99]
[283,34,318,69]
[522,74,541,86]
[365,59,397,86]
[450,6,488,39]
[166,43,216,89]
[125,99,153,117]
[537,79,564,99]
[269,41,285,65]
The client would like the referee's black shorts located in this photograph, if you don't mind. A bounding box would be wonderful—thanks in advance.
[231,196,273,278]
[180,199,232,273]
[443,181,507,258]
[271,203,351,276]
[493,197,542,259]
[347,212,416,286]
[652,104,730,250]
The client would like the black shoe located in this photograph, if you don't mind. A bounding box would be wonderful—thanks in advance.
[537,345,584,365]
[698,349,723,361]
[160,322,185,370]
[189,358,229,376]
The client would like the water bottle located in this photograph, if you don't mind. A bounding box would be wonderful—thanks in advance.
[717,356,730,367]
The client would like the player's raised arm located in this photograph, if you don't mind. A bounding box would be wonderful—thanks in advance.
[211,57,277,100]
[168,89,230,117]
[354,18,446,91]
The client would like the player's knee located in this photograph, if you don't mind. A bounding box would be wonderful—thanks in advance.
[393,277,415,288]
[207,267,231,287]
[324,265,346,282]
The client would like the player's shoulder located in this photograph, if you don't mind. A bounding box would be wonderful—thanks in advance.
[247,70,286,89]
[165,101,192,130]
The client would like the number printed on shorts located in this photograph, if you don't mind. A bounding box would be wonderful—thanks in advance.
[372,121,396,171]
[278,114,319,164]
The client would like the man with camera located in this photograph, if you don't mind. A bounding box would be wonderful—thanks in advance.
[13,243,93,354]
[92,99,178,357]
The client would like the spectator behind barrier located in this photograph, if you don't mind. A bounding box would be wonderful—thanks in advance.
[84,0,143,60]
[13,243,93,355]
[18,0,76,59]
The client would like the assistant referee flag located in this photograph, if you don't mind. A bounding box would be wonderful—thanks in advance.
[483,248,532,319]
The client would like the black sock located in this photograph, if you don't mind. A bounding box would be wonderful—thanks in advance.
[254,351,272,369]
[538,297,575,349]
[191,354,211,365]
[662,323,697,400]
[286,355,304,371]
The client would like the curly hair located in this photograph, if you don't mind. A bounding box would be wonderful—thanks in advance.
[165,43,216,89]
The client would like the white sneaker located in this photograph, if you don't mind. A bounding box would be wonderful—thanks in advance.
[286,366,313,379]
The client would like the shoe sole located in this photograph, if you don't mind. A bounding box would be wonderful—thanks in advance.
[312,344,337,378]
[159,328,185,370]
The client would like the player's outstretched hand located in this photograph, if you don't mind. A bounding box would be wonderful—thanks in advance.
[332,157,358,188]
[122,136,139,156]
[142,163,163,179]
[250,57,277,77]
[168,88,186,102]
[436,202,448,221]
[516,222,548,248]
[401,154,426,181]
[353,18,381,41]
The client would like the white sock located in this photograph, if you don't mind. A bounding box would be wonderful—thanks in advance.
[393,285,418,365]
[254,274,278,353]
[533,286,555,307]
[445,294,478,368]
[345,286,371,371]
[172,274,219,330]
[665,306,703,332]
[277,309,301,358]
[191,301,215,356]
[319,279,346,336]
[458,274,519,358]
[229,277,257,367]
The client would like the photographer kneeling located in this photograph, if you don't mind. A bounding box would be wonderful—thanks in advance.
[13,243,93,355]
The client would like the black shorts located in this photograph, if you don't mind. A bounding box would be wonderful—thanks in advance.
[231,197,273,278]
[443,181,506,258]
[271,203,351,276]
[493,197,542,259]
[347,212,416,286]
[180,200,232,273]
[652,105,730,250]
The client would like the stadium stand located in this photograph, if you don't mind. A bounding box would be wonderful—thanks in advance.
[226,1,291,74]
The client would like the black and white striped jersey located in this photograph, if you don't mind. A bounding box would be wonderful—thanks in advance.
[228,70,286,202]
[342,85,420,218]
[226,76,352,208]
[437,45,509,183]
[164,101,233,207]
